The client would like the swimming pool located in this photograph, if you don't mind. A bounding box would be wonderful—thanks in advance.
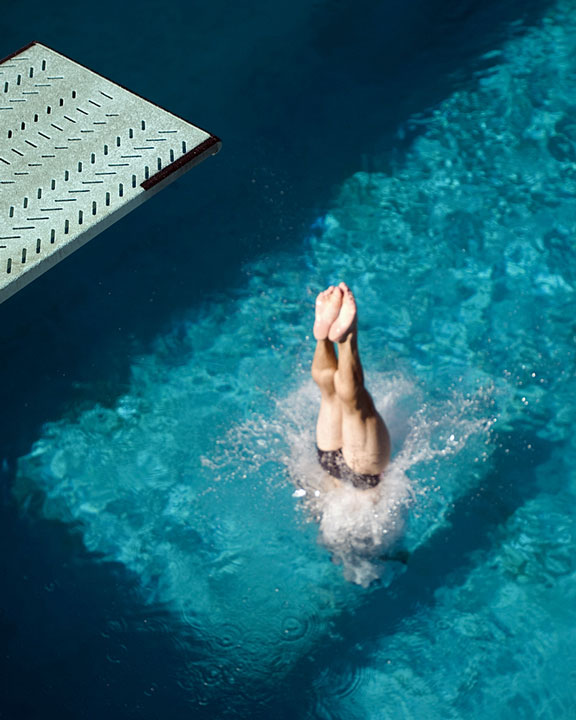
[2,0,575,717]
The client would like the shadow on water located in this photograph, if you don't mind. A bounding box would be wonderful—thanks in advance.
[0,0,556,718]
[0,501,202,720]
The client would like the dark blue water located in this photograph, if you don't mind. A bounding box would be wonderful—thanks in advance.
[3,1,573,718]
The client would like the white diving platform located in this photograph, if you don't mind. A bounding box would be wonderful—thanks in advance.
[0,42,221,303]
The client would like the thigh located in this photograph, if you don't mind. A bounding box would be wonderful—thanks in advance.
[316,394,343,451]
[341,393,390,475]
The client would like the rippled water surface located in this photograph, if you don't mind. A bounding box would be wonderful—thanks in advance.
[2,0,576,718]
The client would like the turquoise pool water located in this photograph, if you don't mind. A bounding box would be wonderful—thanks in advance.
[3,0,576,717]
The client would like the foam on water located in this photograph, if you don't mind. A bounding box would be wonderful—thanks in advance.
[283,375,492,586]
[13,0,576,714]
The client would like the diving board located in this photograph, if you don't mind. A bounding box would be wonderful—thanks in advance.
[0,42,221,303]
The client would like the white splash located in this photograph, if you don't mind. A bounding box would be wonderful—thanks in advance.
[274,373,493,587]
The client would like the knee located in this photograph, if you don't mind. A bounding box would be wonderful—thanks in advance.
[311,365,336,394]
[334,370,367,408]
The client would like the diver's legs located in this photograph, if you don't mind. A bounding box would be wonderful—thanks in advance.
[312,339,343,450]
[312,286,344,451]
[332,284,390,475]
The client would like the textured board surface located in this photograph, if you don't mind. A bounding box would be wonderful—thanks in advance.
[0,42,221,303]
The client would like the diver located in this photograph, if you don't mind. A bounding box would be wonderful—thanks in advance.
[312,282,391,490]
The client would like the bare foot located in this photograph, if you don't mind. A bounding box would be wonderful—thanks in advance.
[313,285,343,340]
[328,282,357,342]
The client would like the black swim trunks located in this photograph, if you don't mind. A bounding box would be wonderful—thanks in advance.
[316,446,381,489]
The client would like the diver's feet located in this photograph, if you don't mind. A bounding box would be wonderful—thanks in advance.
[313,285,343,340]
[328,282,357,342]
